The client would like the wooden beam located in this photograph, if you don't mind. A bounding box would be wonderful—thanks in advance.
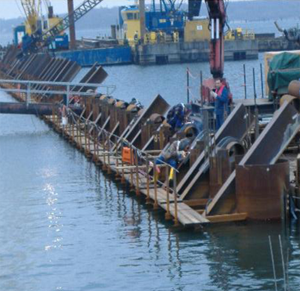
[184,199,208,207]
[206,213,247,223]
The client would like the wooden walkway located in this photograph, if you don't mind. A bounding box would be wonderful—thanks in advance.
[46,115,211,227]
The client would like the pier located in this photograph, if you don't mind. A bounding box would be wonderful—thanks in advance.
[1,47,300,229]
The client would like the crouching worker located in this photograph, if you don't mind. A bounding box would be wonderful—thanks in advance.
[155,138,191,186]
[167,103,188,131]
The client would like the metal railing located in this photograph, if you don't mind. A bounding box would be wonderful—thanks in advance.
[58,108,181,225]
[0,79,116,105]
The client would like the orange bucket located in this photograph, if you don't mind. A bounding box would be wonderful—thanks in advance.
[122,147,134,164]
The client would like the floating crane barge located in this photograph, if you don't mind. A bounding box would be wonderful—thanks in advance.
[1,48,300,228]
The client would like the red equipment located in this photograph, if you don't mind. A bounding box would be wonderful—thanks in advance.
[189,0,230,102]
[205,0,226,79]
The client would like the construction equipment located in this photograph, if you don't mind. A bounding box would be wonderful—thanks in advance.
[188,0,227,78]
[205,0,227,79]
[188,0,230,102]
[18,0,105,54]
[275,21,300,47]
[120,0,185,45]
[225,28,255,41]
[21,0,41,35]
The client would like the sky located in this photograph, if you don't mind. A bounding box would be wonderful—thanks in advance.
[0,0,252,20]
[2,0,146,19]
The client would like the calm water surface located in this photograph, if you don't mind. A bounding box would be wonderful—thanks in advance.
[1,50,300,291]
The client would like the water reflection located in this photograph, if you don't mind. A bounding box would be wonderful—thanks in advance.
[44,183,63,252]
[2,77,300,290]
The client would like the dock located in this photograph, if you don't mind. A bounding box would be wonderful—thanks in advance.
[1,46,300,229]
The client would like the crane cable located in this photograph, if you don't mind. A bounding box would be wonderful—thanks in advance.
[14,0,26,18]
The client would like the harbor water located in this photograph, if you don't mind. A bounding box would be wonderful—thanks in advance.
[1,58,300,291]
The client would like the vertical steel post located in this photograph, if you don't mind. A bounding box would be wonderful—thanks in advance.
[68,0,76,50]
[135,149,140,196]
[84,123,88,156]
[165,165,171,220]
[26,82,31,107]
[139,0,146,42]
[130,144,134,191]
[67,84,70,107]
[187,68,190,103]
[107,132,111,174]
[121,139,126,184]
[173,170,179,226]
[71,114,75,143]
[146,154,151,203]
[93,127,97,163]
[243,64,247,100]
[200,70,203,106]
[260,63,264,98]
[153,161,159,210]
[102,131,107,171]
[96,128,101,166]
[253,68,259,140]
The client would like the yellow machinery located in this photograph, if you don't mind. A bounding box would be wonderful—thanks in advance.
[121,8,141,45]
[21,0,41,35]
[184,19,210,42]
[225,28,255,41]
[21,0,64,36]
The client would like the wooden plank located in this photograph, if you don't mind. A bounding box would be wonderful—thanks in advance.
[160,203,209,225]
[179,203,209,223]
[183,199,208,207]
[206,213,248,223]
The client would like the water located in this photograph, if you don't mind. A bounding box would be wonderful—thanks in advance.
[1,14,300,289]
[101,53,265,106]
[1,63,300,290]
[0,118,299,291]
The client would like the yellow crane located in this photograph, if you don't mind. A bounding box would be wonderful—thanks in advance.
[21,0,41,35]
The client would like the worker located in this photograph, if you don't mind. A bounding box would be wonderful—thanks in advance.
[129,97,142,108]
[159,31,164,43]
[167,103,188,131]
[154,138,191,186]
[145,33,150,44]
[173,30,179,43]
[210,79,229,130]
[134,31,139,44]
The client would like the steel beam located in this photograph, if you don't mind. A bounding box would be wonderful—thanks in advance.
[68,0,76,50]
[123,95,170,145]
[178,104,252,198]
[205,101,300,216]
[0,102,82,115]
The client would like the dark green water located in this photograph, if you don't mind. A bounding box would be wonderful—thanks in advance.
[1,59,300,291]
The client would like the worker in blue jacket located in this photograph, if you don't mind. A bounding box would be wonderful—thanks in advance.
[211,79,229,130]
[167,103,187,131]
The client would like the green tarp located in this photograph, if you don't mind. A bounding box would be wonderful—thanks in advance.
[267,52,300,100]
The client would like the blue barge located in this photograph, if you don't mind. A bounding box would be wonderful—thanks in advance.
[56,46,133,67]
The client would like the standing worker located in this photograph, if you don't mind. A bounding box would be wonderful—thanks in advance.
[210,79,229,130]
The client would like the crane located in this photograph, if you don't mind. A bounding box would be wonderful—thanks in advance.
[19,0,105,54]
[21,0,41,35]
[188,0,227,79]
[188,0,230,102]
[42,0,105,46]
[275,21,300,48]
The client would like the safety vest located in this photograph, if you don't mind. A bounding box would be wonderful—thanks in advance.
[216,85,225,97]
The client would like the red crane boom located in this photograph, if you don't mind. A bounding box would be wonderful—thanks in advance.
[205,0,226,79]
